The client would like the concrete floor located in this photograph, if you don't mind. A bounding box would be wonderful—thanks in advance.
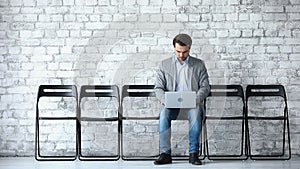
[0,157,300,169]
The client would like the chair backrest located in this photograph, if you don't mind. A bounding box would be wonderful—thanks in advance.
[121,85,155,101]
[79,85,119,100]
[205,85,245,117]
[79,85,120,117]
[37,85,78,101]
[246,85,286,100]
[246,85,288,117]
[121,85,156,118]
[79,85,120,121]
[208,85,244,99]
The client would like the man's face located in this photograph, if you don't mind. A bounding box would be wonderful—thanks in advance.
[174,43,190,63]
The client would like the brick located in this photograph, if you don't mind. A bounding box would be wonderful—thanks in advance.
[176,14,188,22]
[210,22,233,29]
[279,30,291,37]
[176,0,189,6]
[286,6,300,13]
[254,46,266,53]
[41,39,64,46]
[266,46,279,53]
[279,46,292,53]
[260,38,284,45]
[234,22,258,29]
[239,13,249,21]
[44,7,69,14]
[32,47,46,55]
[0,47,7,55]
[0,0,9,6]
[23,0,36,7]
[50,15,63,22]
[216,30,229,37]
[11,22,35,30]
[118,6,139,14]
[13,14,38,22]
[61,22,84,29]
[290,54,300,61]
[35,22,59,29]
[8,46,21,55]
[10,0,22,6]
[60,46,72,54]
[253,29,264,37]
[212,6,235,14]
[63,0,75,6]
[242,30,253,37]
[30,70,56,78]
[190,0,201,5]
[213,14,226,21]
[285,38,300,44]
[262,6,284,13]
[85,22,109,30]
[228,0,239,5]
[202,0,215,5]
[85,0,97,5]
[140,6,161,13]
[229,29,241,37]
[163,14,175,22]
[226,13,238,21]
[290,0,300,4]
[31,55,53,62]
[95,6,118,14]
[289,14,300,21]
[250,13,262,21]
[149,0,162,6]
[274,14,288,21]
[101,14,113,21]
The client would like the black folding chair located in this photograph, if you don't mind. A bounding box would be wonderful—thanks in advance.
[204,85,248,160]
[120,85,205,161]
[78,85,120,161]
[35,85,78,161]
[246,85,291,160]
[120,85,159,160]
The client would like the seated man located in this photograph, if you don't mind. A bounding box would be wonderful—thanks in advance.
[154,34,210,165]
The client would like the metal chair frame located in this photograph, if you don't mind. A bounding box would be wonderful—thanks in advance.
[78,85,120,161]
[35,85,78,161]
[204,85,248,160]
[246,85,291,160]
[120,85,158,160]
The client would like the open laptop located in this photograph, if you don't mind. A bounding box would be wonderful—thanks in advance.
[165,91,196,108]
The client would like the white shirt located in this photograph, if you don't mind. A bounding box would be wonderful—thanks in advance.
[175,56,190,92]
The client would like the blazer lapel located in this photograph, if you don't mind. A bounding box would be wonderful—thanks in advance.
[187,57,195,91]
[172,56,177,91]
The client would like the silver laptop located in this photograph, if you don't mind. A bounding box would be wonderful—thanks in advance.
[165,91,196,108]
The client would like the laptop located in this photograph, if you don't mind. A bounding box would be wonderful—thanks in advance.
[165,91,196,108]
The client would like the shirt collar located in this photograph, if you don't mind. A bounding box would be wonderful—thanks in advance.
[175,55,190,65]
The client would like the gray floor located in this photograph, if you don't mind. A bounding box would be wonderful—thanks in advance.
[0,157,300,169]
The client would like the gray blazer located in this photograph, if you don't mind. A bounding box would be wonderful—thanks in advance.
[154,55,210,105]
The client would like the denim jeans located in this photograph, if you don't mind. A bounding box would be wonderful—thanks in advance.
[158,105,203,155]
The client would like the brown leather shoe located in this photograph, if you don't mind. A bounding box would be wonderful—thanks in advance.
[189,153,202,165]
[154,153,172,165]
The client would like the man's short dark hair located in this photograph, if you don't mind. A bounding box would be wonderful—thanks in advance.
[173,34,192,47]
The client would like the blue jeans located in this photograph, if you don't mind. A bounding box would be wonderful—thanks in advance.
[158,105,203,154]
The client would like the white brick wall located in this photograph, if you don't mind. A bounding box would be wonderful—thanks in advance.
[0,0,300,157]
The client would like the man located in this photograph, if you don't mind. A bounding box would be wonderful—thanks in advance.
[154,34,210,165]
